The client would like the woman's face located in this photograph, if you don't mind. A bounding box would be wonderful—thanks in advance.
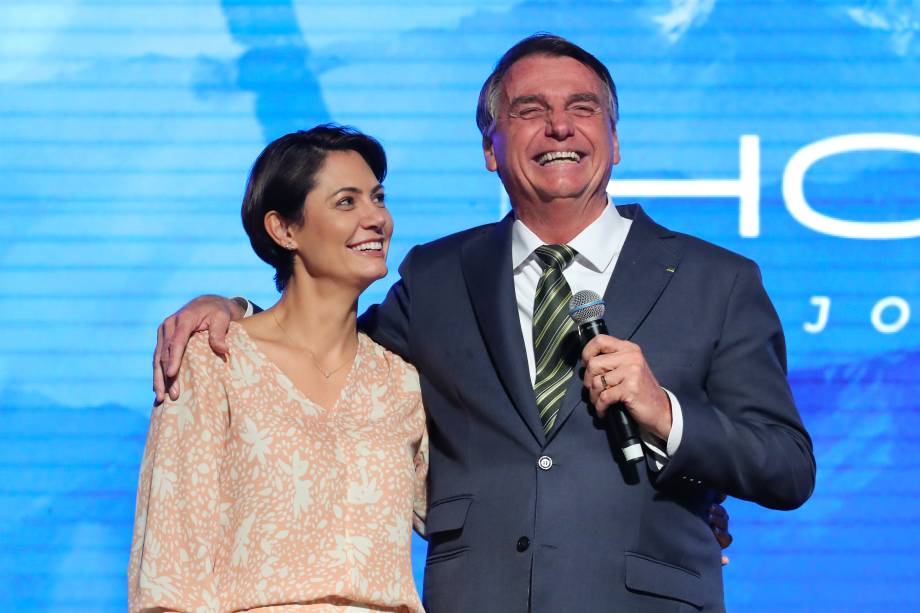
[288,149,393,290]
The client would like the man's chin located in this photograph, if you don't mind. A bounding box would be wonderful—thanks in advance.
[533,185,591,203]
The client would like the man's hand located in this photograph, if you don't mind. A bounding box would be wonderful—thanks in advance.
[710,495,733,566]
[153,295,246,403]
[581,335,672,440]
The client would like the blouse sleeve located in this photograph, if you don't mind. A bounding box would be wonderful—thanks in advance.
[128,333,228,612]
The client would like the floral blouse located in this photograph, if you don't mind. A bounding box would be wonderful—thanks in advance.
[129,323,428,612]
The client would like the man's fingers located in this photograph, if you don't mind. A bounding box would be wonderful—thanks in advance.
[592,370,625,394]
[162,314,177,341]
[581,335,616,362]
[593,385,625,418]
[583,352,631,383]
[709,504,733,549]
[153,324,167,403]
[152,294,241,401]
[583,343,646,382]
[160,316,175,370]
[709,504,729,530]
[600,386,625,405]
[165,314,198,378]
[721,555,729,567]
[207,309,231,356]
[580,334,633,363]
[593,373,607,393]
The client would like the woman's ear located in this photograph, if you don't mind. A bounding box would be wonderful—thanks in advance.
[264,211,297,250]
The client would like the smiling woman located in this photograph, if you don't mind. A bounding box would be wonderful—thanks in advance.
[128,125,429,612]
[241,126,390,292]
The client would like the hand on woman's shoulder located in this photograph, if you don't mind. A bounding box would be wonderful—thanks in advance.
[180,327,240,374]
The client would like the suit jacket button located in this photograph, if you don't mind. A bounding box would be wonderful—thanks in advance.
[537,455,553,470]
[516,536,531,552]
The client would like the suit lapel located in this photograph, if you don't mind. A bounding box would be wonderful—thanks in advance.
[547,204,683,442]
[461,215,546,446]
[603,204,682,340]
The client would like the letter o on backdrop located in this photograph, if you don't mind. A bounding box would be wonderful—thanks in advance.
[783,133,920,239]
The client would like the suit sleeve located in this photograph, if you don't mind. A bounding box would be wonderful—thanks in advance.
[128,335,227,611]
[359,246,418,362]
[412,424,430,538]
[656,259,816,510]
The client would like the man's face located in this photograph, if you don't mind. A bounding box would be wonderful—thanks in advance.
[483,54,620,209]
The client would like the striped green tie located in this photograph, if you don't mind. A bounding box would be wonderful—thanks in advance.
[532,244,578,433]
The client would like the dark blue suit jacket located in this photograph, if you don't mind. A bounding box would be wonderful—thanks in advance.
[360,204,815,613]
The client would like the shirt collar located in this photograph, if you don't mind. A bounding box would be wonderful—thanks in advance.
[511,200,629,273]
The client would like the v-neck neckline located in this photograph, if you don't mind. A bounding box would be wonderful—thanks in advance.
[230,321,363,414]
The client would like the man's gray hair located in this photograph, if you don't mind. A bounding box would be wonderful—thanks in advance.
[476,33,620,138]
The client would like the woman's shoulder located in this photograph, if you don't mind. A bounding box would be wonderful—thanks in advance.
[361,332,417,372]
[361,332,420,392]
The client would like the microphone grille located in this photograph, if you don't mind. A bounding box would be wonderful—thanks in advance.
[568,290,606,324]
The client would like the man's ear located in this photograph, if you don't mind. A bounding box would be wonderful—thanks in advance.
[483,135,498,173]
[612,126,621,166]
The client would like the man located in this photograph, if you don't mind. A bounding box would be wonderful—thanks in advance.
[154,34,814,612]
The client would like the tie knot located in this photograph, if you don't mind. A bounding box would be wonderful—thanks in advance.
[534,244,577,271]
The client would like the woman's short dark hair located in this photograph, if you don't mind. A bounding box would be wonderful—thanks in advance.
[241,124,387,292]
[476,33,619,137]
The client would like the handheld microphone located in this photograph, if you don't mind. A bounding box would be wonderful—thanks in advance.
[569,290,644,464]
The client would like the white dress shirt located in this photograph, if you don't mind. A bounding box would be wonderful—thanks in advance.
[510,202,683,466]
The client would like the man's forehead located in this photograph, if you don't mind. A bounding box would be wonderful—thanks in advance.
[501,54,605,97]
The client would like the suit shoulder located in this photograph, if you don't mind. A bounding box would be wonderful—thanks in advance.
[395,220,501,278]
[411,221,499,257]
[663,228,760,279]
[621,204,757,274]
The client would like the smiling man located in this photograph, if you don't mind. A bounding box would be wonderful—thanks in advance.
[482,54,620,235]
[153,34,814,612]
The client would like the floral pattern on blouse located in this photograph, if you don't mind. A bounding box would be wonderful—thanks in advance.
[129,323,428,612]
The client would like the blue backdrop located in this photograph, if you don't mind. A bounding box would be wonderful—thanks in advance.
[1,0,918,610]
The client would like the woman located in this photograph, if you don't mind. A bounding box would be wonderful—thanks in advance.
[129,125,427,612]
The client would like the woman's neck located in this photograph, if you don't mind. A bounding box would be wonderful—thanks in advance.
[270,275,359,357]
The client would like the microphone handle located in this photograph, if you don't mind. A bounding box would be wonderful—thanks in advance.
[578,320,645,464]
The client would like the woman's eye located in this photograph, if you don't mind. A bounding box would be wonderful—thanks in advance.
[336,197,354,208]
[373,193,386,206]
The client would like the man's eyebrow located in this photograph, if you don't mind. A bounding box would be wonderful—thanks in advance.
[509,94,547,107]
[567,93,602,104]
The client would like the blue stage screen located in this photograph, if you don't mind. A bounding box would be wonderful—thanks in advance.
[0,1,918,610]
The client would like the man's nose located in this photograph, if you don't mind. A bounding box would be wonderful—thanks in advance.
[545,108,575,139]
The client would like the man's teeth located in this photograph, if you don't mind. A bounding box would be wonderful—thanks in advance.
[350,241,383,252]
[538,151,581,165]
